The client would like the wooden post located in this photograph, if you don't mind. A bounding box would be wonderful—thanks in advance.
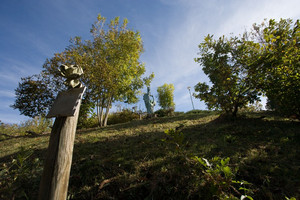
[38,87,85,200]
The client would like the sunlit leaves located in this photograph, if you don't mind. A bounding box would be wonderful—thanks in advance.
[194,35,260,116]
[157,83,175,110]
[249,19,300,117]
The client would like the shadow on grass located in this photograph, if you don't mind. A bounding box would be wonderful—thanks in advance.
[69,116,300,199]
[0,132,50,142]
[1,113,299,199]
[182,116,300,199]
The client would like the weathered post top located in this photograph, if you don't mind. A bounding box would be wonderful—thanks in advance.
[59,64,84,89]
[47,64,85,118]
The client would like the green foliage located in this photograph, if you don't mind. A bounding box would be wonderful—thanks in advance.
[0,116,51,138]
[285,197,297,200]
[11,73,55,118]
[14,13,152,127]
[154,108,175,117]
[0,121,20,138]
[157,83,175,110]
[192,156,251,200]
[77,94,96,129]
[185,109,217,115]
[240,101,263,113]
[77,113,99,129]
[56,14,151,127]
[195,18,299,119]
[248,19,300,118]
[107,109,140,125]
[194,35,260,117]
[21,115,52,134]
[143,72,155,87]
[162,128,253,200]
[162,128,185,150]
[0,147,43,200]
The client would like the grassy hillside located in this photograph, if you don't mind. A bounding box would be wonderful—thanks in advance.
[1,111,299,199]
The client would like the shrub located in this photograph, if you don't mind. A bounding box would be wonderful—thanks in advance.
[21,116,52,134]
[157,83,175,110]
[77,113,98,129]
[0,116,52,137]
[161,128,254,200]
[185,109,212,115]
[107,109,140,125]
[155,108,175,117]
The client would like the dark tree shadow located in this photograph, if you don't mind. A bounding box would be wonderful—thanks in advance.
[1,113,299,199]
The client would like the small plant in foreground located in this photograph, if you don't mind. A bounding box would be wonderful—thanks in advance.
[0,147,42,200]
[162,128,254,199]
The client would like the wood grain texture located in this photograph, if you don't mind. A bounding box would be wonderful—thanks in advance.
[38,94,82,200]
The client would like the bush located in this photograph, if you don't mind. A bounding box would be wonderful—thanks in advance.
[0,121,20,136]
[161,128,254,200]
[107,109,140,125]
[0,116,52,137]
[155,108,175,117]
[185,109,211,115]
[77,114,98,129]
[21,116,52,134]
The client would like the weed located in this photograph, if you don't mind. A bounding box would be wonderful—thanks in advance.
[162,128,254,200]
[0,147,43,200]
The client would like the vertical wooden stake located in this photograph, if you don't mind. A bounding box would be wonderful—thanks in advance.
[38,87,84,200]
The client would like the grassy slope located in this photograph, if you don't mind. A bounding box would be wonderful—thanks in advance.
[0,111,299,199]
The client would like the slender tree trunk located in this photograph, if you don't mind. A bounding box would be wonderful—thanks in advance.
[232,104,239,118]
[97,99,100,127]
[99,106,104,127]
[97,99,105,127]
[103,97,112,127]
[103,107,110,127]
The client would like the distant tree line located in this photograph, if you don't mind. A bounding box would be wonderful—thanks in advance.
[194,18,300,119]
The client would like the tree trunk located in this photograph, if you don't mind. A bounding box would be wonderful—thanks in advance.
[232,104,239,118]
[103,97,112,127]
[97,100,100,126]
[96,99,104,127]
[103,107,110,127]
[99,106,104,127]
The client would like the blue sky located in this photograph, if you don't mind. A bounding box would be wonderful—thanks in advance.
[0,0,299,124]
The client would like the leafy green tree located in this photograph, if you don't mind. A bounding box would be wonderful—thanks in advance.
[157,83,175,110]
[247,19,300,118]
[42,14,151,126]
[194,35,260,117]
[11,73,55,118]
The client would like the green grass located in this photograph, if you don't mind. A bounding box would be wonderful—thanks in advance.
[1,111,299,199]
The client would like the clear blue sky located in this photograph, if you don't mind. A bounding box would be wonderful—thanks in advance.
[0,0,299,124]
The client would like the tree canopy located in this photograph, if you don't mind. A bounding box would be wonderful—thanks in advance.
[13,14,153,126]
[157,83,175,110]
[11,73,55,118]
[194,35,260,117]
[194,18,299,119]
[247,19,300,118]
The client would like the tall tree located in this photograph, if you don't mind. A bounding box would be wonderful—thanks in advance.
[157,83,175,110]
[42,14,150,126]
[248,19,300,118]
[11,73,55,118]
[194,35,260,117]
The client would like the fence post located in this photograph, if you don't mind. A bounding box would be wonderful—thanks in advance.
[38,86,85,200]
